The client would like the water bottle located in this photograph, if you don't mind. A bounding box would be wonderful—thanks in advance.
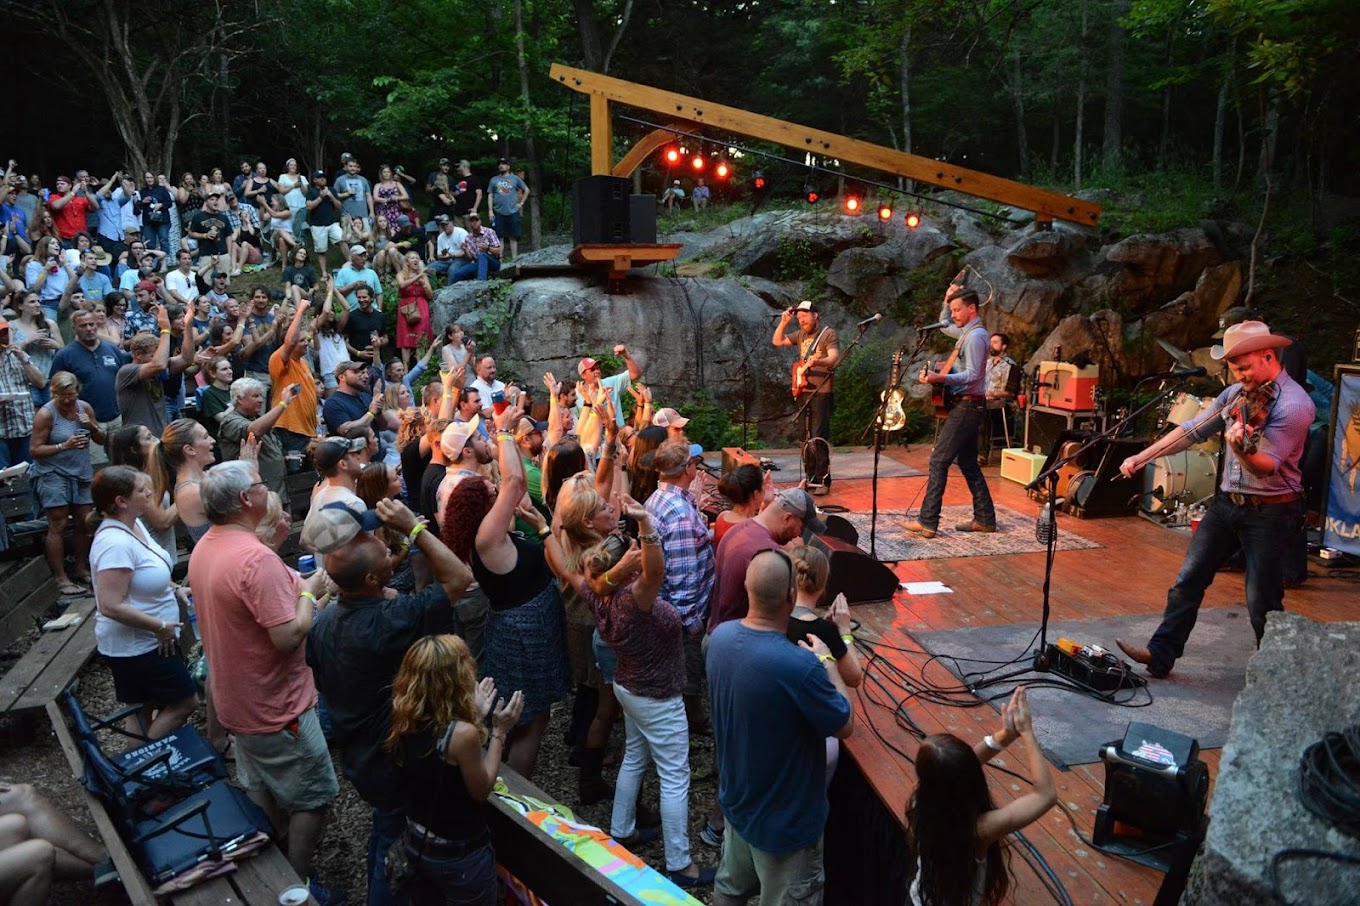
[184,591,196,630]
[1036,501,1055,544]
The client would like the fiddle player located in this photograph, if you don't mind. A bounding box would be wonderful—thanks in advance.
[773,300,839,496]
[1115,321,1314,678]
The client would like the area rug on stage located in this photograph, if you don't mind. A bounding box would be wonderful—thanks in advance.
[837,506,1102,562]
[910,608,1257,767]
[749,447,924,481]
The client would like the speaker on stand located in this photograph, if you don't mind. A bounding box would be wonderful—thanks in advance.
[572,176,631,245]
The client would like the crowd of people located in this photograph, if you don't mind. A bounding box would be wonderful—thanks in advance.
[0,158,1066,906]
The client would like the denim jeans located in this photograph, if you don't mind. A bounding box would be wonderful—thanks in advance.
[0,436,31,470]
[145,220,172,254]
[919,401,994,530]
[800,393,833,488]
[405,839,498,906]
[1146,493,1301,671]
[368,806,409,906]
[451,252,500,283]
[611,684,693,872]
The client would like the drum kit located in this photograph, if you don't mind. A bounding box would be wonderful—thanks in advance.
[1143,339,1223,515]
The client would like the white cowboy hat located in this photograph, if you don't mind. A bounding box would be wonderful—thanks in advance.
[1210,320,1292,361]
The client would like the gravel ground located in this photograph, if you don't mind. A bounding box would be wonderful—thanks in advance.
[0,642,724,905]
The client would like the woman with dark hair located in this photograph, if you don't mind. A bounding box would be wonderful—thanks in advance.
[440,404,571,779]
[357,460,402,509]
[97,292,128,347]
[541,439,587,512]
[908,687,1055,906]
[626,425,668,505]
[87,466,196,740]
[545,495,715,888]
[713,463,771,546]
[386,635,522,906]
[107,424,177,559]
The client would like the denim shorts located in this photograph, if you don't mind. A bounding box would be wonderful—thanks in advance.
[591,630,617,686]
[33,472,92,509]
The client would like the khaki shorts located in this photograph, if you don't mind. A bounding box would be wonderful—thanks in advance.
[717,825,825,905]
[233,707,339,813]
[309,223,343,253]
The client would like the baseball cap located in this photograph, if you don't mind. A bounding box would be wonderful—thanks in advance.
[212,271,228,280]
[312,169,326,179]
[136,279,158,293]
[349,245,368,256]
[441,417,480,459]
[301,502,383,554]
[774,488,827,535]
[577,357,600,376]
[456,159,470,168]
[673,180,681,186]
[0,318,10,332]
[334,360,366,375]
[439,157,450,166]
[513,417,548,440]
[397,214,412,228]
[652,407,690,429]
[312,436,367,472]
[497,157,510,165]
[435,214,451,223]
[794,300,818,313]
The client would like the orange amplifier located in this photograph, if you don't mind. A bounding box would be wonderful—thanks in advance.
[1037,362,1099,411]
[722,447,759,475]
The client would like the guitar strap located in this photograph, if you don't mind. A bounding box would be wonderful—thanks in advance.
[801,328,830,365]
[938,324,983,376]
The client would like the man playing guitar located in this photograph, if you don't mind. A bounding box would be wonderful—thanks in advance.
[904,287,997,538]
[774,300,840,495]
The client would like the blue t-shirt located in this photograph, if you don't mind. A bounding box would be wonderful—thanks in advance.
[241,312,276,373]
[333,174,372,220]
[1,202,28,241]
[487,174,528,215]
[79,271,115,301]
[51,340,129,422]
[323,390,371,436]
[334,263,382,311]
[706,622,851,854]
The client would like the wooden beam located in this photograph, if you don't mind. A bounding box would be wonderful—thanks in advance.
[551,63,1100,227]
[589,94,612,175]
[611,126,686,178]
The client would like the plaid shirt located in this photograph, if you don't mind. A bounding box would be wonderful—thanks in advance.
[226,203,258,234]
[645,481,716,632]
[462,227,501,258]
[0,352,36,439]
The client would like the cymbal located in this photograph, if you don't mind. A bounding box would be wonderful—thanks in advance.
[1156,338,1195,369]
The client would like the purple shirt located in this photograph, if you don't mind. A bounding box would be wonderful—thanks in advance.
[580,580,685,700]
[1183,369,1314,497]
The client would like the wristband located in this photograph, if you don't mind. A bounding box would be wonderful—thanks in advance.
[536,526,551,538]
[840,633,854,644]
[492,734,506,743]
[496,432,513,442]
[602,570,615,587]
[362,410,374,420]
[408,522,427,543]
[158,619,167,632]
[983,734,1005,752]
[160,329,171,335]
[817,653,835,665]
[638,531,661,545]
[300,591,317,604]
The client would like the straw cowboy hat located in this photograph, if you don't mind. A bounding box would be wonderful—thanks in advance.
[1210,320,1292,361]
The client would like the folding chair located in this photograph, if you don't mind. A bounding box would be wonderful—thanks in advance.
[57,690,273,887]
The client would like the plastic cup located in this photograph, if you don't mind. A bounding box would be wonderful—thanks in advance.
[278,886,310,906]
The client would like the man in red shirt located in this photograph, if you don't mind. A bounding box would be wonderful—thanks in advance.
[47,175,99,242]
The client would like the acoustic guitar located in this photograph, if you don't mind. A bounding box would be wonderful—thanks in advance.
[922,361,953,417]
[878,351,907,432]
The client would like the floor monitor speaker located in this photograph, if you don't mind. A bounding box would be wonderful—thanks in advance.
[807,533,899,606]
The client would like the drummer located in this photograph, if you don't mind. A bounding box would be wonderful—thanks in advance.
[1115,320,1313,679]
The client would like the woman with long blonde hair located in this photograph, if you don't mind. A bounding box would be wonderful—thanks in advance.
[386,635,521,906]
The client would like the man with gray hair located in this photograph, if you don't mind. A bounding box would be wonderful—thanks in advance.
[219,376,300,504]
[188,460,342,901]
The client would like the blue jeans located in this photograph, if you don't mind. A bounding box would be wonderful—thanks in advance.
[1146,493,1301,671]
[406,838,498,906]
[145,220,172,254]
[367,807,409,906]
[427,258,458,280]
[0,436,31,470]
[451,252,500,283]
[919,401,994,530]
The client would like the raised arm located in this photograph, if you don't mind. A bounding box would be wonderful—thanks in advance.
[974,687,1057,846]
[621,495,663,612]
[474,403,528,572]
[615,343,642,381]
[772,307,796,347]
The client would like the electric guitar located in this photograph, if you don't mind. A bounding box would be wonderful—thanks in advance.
[791,360,812,398]
[922,361,953,417]
[878,351,907,431]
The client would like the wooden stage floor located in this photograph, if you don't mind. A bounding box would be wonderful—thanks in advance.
[797,443,1355,906]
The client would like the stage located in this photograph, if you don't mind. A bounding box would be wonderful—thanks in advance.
[779,443,1356,905]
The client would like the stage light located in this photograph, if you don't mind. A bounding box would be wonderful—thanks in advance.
[752,170,766,190]
[803,184,819,204]
[691,155,705,171]
[844,195,861,214]
[877,204,893,221]
[904,211,922,229]
[715,161,730,179]
[664,147,680,164]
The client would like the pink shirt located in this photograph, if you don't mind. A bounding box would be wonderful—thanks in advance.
[187,526,315,734]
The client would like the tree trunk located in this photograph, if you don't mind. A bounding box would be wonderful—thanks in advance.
[899,25,913,192]
[1074,0,1087,189]
[1051,113,1060,174]
[1102,0,1129,172]
[514,0,541,252]
[1011,52,1030,181]
[1259,88,1280,185]
[1212,44,1233,191]
[1157,33,1173,169]
[1234,86,1246,191]
[573,0,604,71]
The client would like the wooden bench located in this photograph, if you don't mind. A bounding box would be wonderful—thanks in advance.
[0,558,98,725]
[45,697,313,905]
[0,477,49,553]
[489,766,654,906]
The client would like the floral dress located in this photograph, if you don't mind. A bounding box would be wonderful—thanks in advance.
[375,183,404,229]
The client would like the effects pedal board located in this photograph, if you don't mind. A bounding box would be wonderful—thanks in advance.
[1036,639,1144,691]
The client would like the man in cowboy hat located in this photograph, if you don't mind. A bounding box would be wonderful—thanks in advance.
[1115,320,1314,678]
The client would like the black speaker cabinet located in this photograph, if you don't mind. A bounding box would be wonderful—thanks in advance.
[1038,430,1147,518]
[572,176,631,245]
[807,533,899,606]
[629,195,656,244]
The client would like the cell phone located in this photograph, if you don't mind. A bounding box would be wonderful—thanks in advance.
[462,336,472,347]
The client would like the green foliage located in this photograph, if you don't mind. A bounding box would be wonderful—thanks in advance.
[774,238,825,285]
[677,390,753,452]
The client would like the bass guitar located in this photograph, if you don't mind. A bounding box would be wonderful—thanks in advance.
[878,351,907,431]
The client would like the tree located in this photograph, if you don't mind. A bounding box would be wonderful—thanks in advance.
[11,0,262,176]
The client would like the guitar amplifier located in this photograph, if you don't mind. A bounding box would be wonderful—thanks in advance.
[1038,362,1100,411]
[1001,448,1046,485]
[721,447,759,475]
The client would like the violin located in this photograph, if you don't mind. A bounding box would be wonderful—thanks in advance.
[1226,384,1273,455]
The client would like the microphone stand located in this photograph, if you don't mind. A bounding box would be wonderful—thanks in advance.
[792,319,872,489]
[860,326,932,558]
[726,340,761,450]
[1015,377,1195,673]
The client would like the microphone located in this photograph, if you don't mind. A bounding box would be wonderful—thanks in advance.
[918,318,950,332]
[1145,366,1208,380]
[857,313,882,329]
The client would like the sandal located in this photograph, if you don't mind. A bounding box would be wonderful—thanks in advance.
[57,582,86,596]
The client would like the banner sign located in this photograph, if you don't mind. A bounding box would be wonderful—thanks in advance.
[1324,366,1360,555]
